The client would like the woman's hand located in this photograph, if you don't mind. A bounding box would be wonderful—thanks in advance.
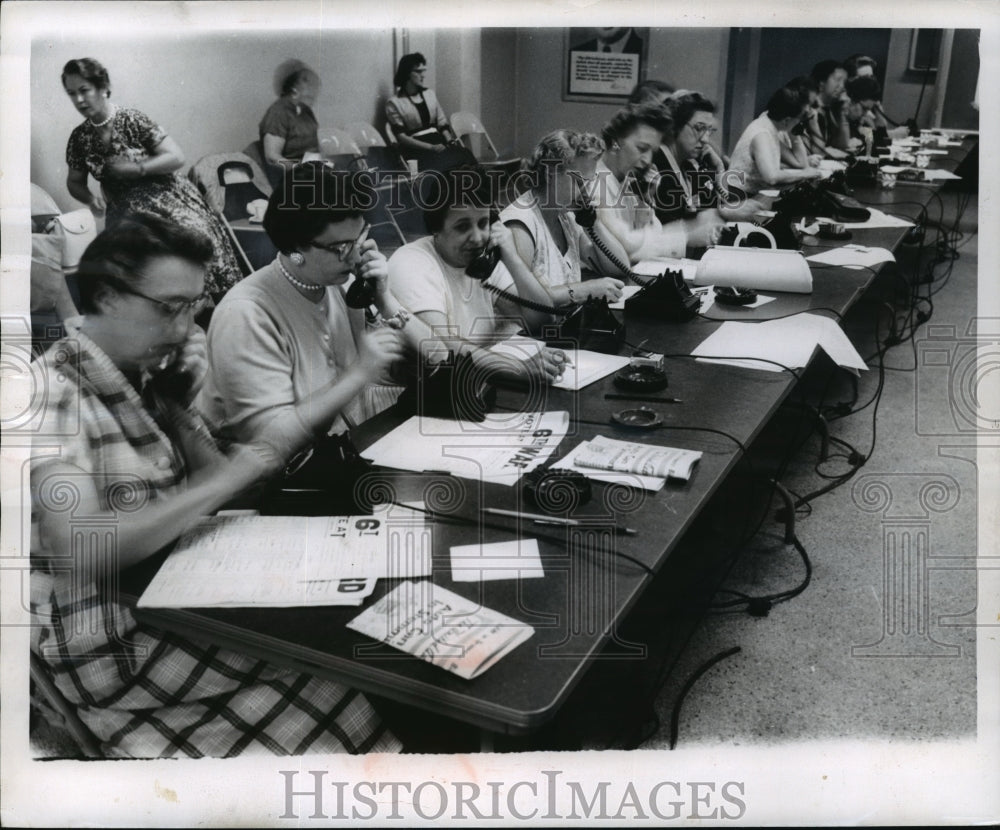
[356,326,406,378]
[169,326,209,406]
[355,239,390,295]
[578,277,625,303]
[103,157,144,180]
[807,154,824,167]
[489,219,515,254]
[536,347,571,384]
[89,194,107,215]
[687,218,725,248]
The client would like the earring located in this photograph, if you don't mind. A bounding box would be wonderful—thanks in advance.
[611,142,621,151]
[290,252,305,265]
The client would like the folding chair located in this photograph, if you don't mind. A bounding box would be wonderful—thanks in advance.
[317,128,367,172]
[30,652,103,758]
[343,121,409,179]
[450,111,523,203]
[189,153,278,275]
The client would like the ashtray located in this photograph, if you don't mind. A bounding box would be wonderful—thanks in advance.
[611,407,663,429]
[614,365,669,392]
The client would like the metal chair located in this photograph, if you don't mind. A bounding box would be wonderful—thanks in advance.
[344,122,409,180]
[317,127,367,171]
[449,111,523,202]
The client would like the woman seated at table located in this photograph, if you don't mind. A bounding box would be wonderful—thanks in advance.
[728,82,825,197]
[199,162,426,445]
[259,61,322,178]
[388,165,567,382]
[845,75,891,140]
[593,103,719,263]
[30,213,401,757]
[500,129,627,305]
[385,53,467,171]
[650,92,764,224]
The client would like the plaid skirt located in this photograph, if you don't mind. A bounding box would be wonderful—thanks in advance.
[31,571,401,758]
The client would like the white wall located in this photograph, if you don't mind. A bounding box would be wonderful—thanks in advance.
[32,29,397,211]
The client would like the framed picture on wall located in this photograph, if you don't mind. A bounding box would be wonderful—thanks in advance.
[563,27,649,103]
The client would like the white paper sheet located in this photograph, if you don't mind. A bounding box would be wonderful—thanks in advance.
[347,581,535,679]
[137,508,429,608]
[608,284,643,309]
[362,411,570,485]
[806,245,896,268]
[690,313,868,373]
[450,539,544,582]
[815,207,914,230]
[489,338,631,390]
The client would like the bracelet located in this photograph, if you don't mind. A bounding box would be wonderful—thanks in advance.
[567,286,578,303]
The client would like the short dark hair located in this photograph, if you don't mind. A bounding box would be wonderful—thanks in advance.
[393,53,427,90]
[61,57,110,92]
[766,84,809,121]
[846,75,882,103]
[811,60,846,84]
[844,53,878,78]
[264,162,373,253]
[602,102,673,146]
[668,92,715,130]
[787,74,819,96]
[76,213,213,314]
[281,67,318,97]
[628,78,675,104]
[418,164,494,234]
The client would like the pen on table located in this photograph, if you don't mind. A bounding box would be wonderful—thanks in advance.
[605,393,683,404]
[483,507,637,536]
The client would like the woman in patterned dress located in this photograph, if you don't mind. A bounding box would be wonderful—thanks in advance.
[61,58,243,298]
[30,213,401,758]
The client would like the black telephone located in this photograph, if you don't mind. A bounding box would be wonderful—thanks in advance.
[396,350,496,422]
[344,273,378,310]
[149,351,196,403]
[572,207,699,322]
[465,245,502,282]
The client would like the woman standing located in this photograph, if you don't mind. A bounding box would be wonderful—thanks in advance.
[30,213,400,757]
[62,58,243,298]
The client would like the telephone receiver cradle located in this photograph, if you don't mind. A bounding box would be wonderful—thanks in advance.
[623,269,700,322]
[549,297,626,355]
[397,351,496,422]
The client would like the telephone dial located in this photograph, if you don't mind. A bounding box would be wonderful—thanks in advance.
[573,203,699,322]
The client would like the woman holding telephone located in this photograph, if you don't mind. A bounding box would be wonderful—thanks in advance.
[500,130,629,305]
[30,214,401,757]
[199,162,428,444]
[387,165,570,384]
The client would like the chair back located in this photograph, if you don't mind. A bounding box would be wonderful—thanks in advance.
[318,127,366,170]
[450,111,501,161]
[344,122,388,149]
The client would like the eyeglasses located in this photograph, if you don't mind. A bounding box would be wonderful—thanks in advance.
[308,224,370,261]
[111,280,210,318]
[686,123,718,139]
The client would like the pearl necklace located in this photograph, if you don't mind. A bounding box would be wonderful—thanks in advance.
[89,105,115,128]
[276,255,324,293]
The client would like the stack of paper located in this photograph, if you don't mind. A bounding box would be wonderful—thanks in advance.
[347,581,534,679]
[814,208,914,230]
[138,507,430,608]
[551,435,703,492]
[690,313,868,373]
[362,411,569,485]
[806,245,896,268]
[489,338,631,391]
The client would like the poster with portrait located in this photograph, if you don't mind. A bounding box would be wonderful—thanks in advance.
[564,27,649,102]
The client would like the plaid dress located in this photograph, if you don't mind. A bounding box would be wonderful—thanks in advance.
[30,332,401,757]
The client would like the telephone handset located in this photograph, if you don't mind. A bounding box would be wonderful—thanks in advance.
[344,273,378,310]
[572,206,698,321]
[464,209,503,282]
[149,351,196,402]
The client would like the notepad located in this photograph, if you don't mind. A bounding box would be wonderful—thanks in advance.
[347,581,534,680]
[137,508,429,609]
[489,338,631,391]
[551,436,702,491]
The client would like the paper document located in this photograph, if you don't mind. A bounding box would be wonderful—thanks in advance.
[608,284,643,310]
[691,313,868,373]
[451,539,544,582]
[347,581,534,679]
[815,208,914,230]
[362,410,569,485]
[806,245,895,268]
[138,507,429,608]
[551,436,702,491]
[490,338,631,390]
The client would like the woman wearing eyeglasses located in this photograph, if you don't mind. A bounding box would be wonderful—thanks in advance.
[61,58,243,298]
[199,162,429,445]
[649,92,765,226]
[30,213,401,757]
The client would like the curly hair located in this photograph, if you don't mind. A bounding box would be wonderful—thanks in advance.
[61,58,111,93]
[601,102,673,146]
[524,129,605,190]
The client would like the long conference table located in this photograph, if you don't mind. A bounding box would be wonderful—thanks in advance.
[121,135,977,744]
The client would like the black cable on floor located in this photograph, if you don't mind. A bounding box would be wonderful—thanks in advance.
[667,646,742,750]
